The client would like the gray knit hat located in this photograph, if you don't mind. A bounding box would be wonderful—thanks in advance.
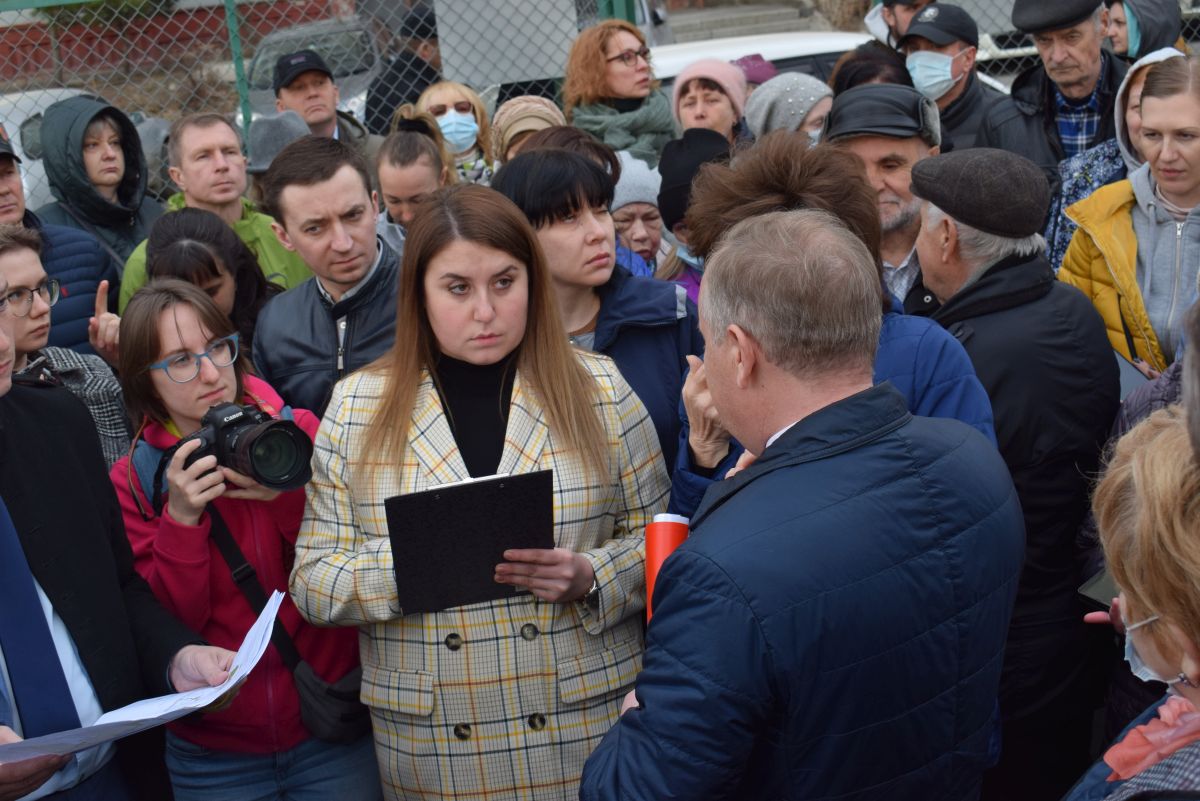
[744,73,833,137]
[613,150,661,211]
[247,110,310,174]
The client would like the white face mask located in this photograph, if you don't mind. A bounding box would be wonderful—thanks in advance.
[905,49,969,101]
[1125,615,1185,687]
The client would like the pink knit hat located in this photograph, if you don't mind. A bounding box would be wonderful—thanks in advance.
[671,58,748,122]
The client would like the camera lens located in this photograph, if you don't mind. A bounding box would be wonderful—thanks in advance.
[229,421,313,491]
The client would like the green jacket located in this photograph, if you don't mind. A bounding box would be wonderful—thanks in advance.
[119,194,311,312]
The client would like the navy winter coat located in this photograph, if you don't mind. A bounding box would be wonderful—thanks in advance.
[25,210,118,355]
[594,265,703,471]
[581,383,1025,801]
[669,297,995,515]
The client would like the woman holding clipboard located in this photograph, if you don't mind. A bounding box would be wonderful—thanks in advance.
[290,184,669,800]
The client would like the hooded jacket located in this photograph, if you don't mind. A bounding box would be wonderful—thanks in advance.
[1045,47,1184,270]
[110,375,361,754]
[977,53,1128,193]
[118,195,312,313]
[35,96,163,264]
[593,266,703,472]
[1121,0,1185,61]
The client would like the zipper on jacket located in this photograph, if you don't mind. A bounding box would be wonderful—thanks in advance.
[336,317,347,372]
[1086,223,1166,372]
[1165,222,1184,357]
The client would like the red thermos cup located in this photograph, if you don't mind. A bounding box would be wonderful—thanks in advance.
[645,513,689,622]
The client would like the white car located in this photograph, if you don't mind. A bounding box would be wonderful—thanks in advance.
[651,31,873,90]
[0,87,85,213]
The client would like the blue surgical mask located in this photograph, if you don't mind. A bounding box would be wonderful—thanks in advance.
[438,111,479,154]
[906,50,966,101]
[807,128,822,146]
[1125,615,1184,686]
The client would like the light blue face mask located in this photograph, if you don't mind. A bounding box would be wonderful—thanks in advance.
[1126,615,1186,686]
[807,128,822,146]
[438,111,479,154]
[905,50,967,101]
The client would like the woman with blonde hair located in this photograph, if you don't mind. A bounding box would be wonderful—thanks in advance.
[289,183,669,799]
[563,19,673,167]
[1063,407,1200,799]
[416,80,493,184]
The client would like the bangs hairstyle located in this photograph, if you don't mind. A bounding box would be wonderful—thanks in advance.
[357,184,607,482]
[1142,55,1200,104]
[491,149,614,230]
[685,131,887,312]
[563,19,657,116]
[118,278,245,429]
[145,208,280,351]
[1095,408,1200,660]
[519,125,621,183]
[416,81,491,156]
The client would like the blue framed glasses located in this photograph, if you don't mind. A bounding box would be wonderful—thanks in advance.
[147,333,239,384]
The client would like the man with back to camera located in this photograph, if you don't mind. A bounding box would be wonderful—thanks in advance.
[581,208,1024,801]
[899,3,1004,150]
[977,0,1127,192]
[254,136,398,417]
[272,49,382,167]
[0,274,235,801]
[825,83,941,315]
[118,113,312,312]
[912,147,1120,800]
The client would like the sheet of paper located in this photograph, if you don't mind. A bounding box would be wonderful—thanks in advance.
[0,590,285,763]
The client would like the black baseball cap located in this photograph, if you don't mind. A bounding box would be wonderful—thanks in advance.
[899,4,979,49]
[0,123,18,163]
[273,49,333,95]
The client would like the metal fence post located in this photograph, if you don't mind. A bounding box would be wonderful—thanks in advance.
[223,0,253,131]
[598,0,636,24]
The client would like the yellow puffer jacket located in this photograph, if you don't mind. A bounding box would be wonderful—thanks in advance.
[1060,179,1168,371]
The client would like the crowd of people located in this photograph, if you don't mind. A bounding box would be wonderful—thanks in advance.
[1,0,1200,799]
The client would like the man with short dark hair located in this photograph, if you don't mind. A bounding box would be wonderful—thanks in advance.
[899,3,1004,150]
[977,0,1127,191]
[913,147,1119,800]
[581,207,1023,800]
[118,113,311,312]
[273,49,381,164]
[254,135,398,415]
[826,83,941,314]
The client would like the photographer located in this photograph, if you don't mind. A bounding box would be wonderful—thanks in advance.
[108,280,381,800]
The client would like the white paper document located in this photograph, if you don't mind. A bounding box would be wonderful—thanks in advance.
[0,590,285,763]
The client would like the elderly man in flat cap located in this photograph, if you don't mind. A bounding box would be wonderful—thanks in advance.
[977,0,1126,193]
[826,83,941,315]
[914,147,1119,801]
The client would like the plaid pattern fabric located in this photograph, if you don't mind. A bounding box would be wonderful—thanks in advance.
[291,352,669,800]
[1108,739,1200,799]
[18,347,130,468]
[1055,86,1102,159]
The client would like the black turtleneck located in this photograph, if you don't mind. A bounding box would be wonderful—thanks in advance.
[607,97,644,114]
[431,353,517,477]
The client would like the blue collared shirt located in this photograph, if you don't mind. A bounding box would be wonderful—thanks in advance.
[1054,59,1106,158]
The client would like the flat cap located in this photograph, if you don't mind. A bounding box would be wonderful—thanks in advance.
[899,4,979,49]
[1012,0,1100,34]
[910,148,1050,238]
[824,83,941,147]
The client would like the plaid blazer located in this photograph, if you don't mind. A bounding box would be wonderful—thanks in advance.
[291,352,669,800]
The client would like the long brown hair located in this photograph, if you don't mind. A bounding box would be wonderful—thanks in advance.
[1142,56,1200,104]
[358,184,608,481]
[563,19,657,116]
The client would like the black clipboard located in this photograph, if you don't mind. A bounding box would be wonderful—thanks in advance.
[385,470,554,615]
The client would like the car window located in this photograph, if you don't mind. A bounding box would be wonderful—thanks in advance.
[249,28,376,91]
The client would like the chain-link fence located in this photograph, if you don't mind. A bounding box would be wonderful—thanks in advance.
[0,0,610,210]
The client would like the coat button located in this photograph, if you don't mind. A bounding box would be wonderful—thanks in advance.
[527,713,546,731]
[520,623,539,641]
[453,723,471,740]
[444,633,463,651]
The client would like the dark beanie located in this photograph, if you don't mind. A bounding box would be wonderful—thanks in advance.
[656,128,730,233]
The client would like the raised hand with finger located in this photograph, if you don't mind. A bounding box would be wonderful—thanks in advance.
[87,279,121,367]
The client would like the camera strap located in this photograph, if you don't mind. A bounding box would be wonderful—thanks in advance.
[206,505,303,672]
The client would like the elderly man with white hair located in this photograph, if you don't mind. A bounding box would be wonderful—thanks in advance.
[914,146,1119,801]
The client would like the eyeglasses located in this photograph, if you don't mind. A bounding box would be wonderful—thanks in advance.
[427,101,473,116]
[606,47,651,67]
[147,333,239,384]
[4,278,60,318]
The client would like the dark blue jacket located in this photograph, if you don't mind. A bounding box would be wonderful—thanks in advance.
[581,384,1025,801]
[669,298,995,515]
[595,266,703,471]
[26,210,118,355]
[1061,697,1166,801]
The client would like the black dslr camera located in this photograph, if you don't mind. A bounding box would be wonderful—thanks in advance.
[181,402,313,492]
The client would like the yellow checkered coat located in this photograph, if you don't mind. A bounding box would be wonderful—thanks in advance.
[290,352,669,800]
